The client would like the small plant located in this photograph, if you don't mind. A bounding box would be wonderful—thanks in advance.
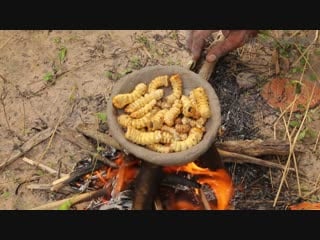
[297,128,317,141]
[168,30,179,40]
[129,56,142,69]
[96,112,107,123]
[105,70,113,79]
[105,69,132,80]
[314,48,320,56]
[1,191,10,200]
[309,73,317,82]
[135,34,151,49]
[289,80,302,94]
[53,37,61,44]
[43,72,54,83]
[58,46,67,64]
[291,67,303,74]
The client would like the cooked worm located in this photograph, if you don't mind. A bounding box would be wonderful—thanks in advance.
[147,144,171,153]
[192,87,211,119]
[170,127,204,152]
[124,89,164,113]
[148,75,169,92]
[125,126,162,145]
[150,109,167,131]
[165,74,183,105]
[118,112,152,129]
[112,83,147,109]
[164,99,182,127]
[130,99,157,119]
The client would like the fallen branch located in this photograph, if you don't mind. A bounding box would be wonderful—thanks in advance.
[22,157,67,176]
[215,139,302,157]
[76,123,123,151]
[218,149,295,172]
[0,128,53,171]
[31,188,107,210]
[57,127,95,152]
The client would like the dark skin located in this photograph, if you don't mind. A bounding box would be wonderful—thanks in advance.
[186,30,259,63]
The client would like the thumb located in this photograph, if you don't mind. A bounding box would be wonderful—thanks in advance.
[205,39,237,62]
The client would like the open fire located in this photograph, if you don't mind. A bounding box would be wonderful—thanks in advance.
[68,148,234,210]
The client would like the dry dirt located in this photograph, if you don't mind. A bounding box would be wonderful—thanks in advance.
[0,30,320,210]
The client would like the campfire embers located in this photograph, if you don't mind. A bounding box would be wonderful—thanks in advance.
[68,146,234,210]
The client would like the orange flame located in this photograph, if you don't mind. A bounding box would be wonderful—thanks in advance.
[112,153,140,196]
[169,200,202,210]
[164,162,234,210]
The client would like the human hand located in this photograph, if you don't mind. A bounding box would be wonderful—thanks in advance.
[186,30,258,63]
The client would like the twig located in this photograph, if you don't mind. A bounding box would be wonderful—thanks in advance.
[292,30,319,69]
[287,30,301,40]
[21,157,67,177]
[313,129,320,152]
[0,36,13,50]
[154,196,163,210]
[27,184,52,190]
[0,79,11,131]
[31,188,107,210]
[142,46,152,59]
[76,123,123,150]
[22,98,26,136]
[199,188,211,210]
[218,149,295,172]
[294,42,320,82]
[36,87,77,162]
[273,100,295,140]
[303,186,320,200]
[0,128,53,171]
[274,56,315,207]
[57,127,95,152]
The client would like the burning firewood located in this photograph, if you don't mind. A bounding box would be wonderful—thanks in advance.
[132,161,163,210]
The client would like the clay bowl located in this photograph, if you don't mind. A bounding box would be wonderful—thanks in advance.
[107,65,221,166]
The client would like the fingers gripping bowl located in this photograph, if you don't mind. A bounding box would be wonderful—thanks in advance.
[107,65,221,166]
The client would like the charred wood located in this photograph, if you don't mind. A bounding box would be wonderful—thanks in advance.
[132,161,164,210]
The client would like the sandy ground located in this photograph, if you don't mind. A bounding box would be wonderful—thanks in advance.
[0,30,319,210]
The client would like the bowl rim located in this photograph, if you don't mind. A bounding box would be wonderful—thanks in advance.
[107,65,221,166]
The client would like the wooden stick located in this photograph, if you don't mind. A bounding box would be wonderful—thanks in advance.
[27,184,52,190]
[50,161,106,192]
[22,157,67,176]
[57,127,95,152]
[132,161,163,210]
[76,123,123,150]
[154,196,163,210]
[199,188,211,210]
[31,188,107,210]
[198,31,225,81]
[215,139,301,157]
[0,128,53,171]
[218,149,295,172]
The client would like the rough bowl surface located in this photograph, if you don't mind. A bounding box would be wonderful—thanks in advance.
[107,65,221,166]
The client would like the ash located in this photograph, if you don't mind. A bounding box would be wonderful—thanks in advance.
[99,190,133,210]
[209,55,261,141]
